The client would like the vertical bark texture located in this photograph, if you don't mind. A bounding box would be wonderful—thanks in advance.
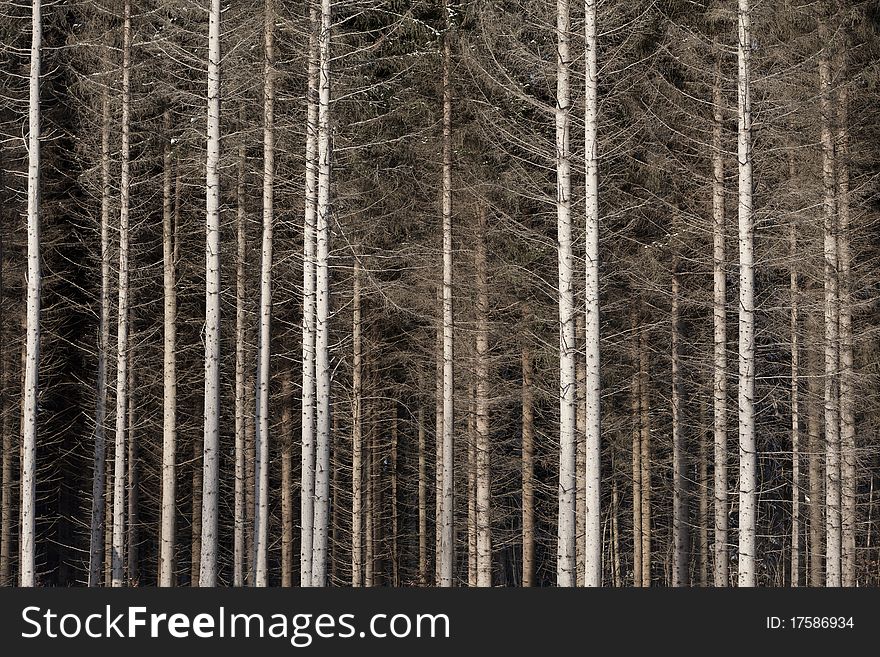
[737,0,757,588]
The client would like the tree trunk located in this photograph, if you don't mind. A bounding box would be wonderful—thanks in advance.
[351,259,363,587]
[311,0,333,587]
[391,407,399,587]
[89,59,112,588]
[583,0,602,588]
[698,395,709,587]
[418,396,427,585]
[475,207,491,587]
[836,69,855,588]
[300,0,319,589]
[439,0,456,588]
[254,0,276,588]
[639,325,651,587]
[111,0,132,588]
[158,109,178,587]
[233,133,247,588]
[807,306,824,586]
[555,0,577,588]
[631,310,642,587]
[191,433,203,586]
[281,366,294,587]
[712,46,729,588]
[434,299,443,585]
[467,382,476,587]
[818,17,841,588]
[736,0,757,588]
[199,0,222,587]
[0,345,11,586]
[126,350,138,584]
[790,191,800,588]
[576,316,585,587]
[671,272,688,587]
[522,344,535,587]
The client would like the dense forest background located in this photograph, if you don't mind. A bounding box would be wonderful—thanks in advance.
[2,0,880,587]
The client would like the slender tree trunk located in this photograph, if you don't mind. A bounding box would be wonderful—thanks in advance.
[89,63,112,588]
[555,0,577,588]
[836,72,856,589]
[671,272,688,587]
[300,0,319,588]
[467,383,476,587]
[698,395,709,587]
[111,0,133,588]
[199,0,222,587]
[365,375,374,587]
[391,408,399,587]
[434,300,442,585]
[522,344,535,587]
[583,0,602,588]
[418,397,427,585]
[126,351,138,584]
[0,346,11,586]
[158,109,178,587]
[712,47,729,588]
[790,195,800,588]
[611,476,622,587]
[439,0,455,588]
[736,0,757,588]
[281,367,294,587]
[639,325,651,587]
[233,134,247,587]
[807,307,824,586]
[818,18,841,587]
[191,433,203,585]
[244,375,255,586]
[475,207,491,587]
[351,259,363,587]
[576,317,586,587]
[311,0,333,587]
[104,454,112,585]
[631,310,642,587]
[254,0,276,588]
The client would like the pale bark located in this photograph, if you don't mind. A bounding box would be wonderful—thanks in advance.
[199,0,222,587]
[583,0,601,588]
[467,383,476,587]
[434,313,442,585]
[712,48,729,588]
[837,78,856,588]
[576,318,585,586]
[639,326,651,586]
[300,1,319,587]
[475,208,491,587]
[790,194,800,588]
[89,62,112,588]
[191,433,203,585]
[20,0,41,591]
[391,408,400,586]
[0,346,11,586]
[233,136,247,587]
[126,350,138,584]
[311,0,333,586]
[631,310,642,587]
[438,2,455,587]
[522,344,535,587]
[351,259,363,587]
[818,21,840,587]
[254,0,276,588]
[736,0,757,587]
[159,110,177,588]
[807,307,824,586]
[281,367,294,587]
[611,477,622,587]
[417,397,427,585]
[111,0,133,588]
[671,272,687,587]
[698,395,709,586]
[555,0,577,588]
